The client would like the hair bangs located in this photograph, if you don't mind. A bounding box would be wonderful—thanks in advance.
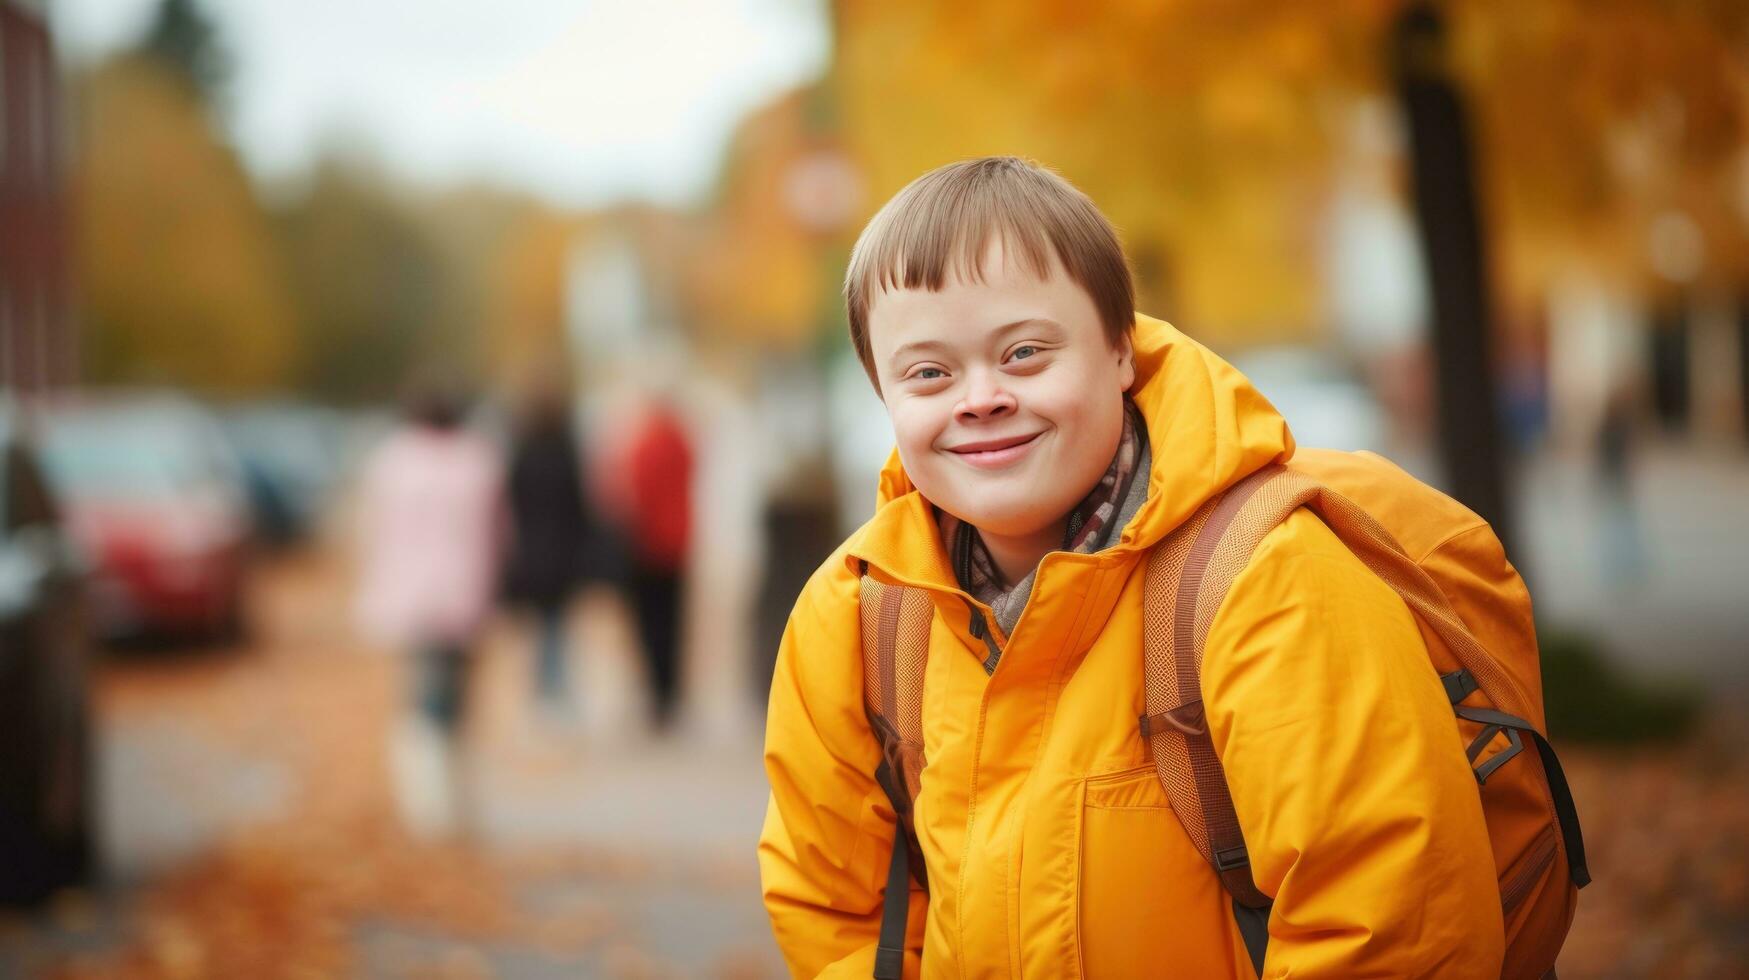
[845,157,1135,391]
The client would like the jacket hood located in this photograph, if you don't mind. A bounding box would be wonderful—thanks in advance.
[853,314,1295,587]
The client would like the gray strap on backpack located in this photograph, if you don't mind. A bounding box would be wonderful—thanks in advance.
[1232,898,1269,977]
[873,821,909,980]
[1452,705,1591,889]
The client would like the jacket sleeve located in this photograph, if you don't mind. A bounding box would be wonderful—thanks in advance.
[1201,509,1505,979]
[758,558,927,978]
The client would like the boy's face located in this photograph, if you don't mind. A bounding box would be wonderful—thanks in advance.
[868,238,1135,543]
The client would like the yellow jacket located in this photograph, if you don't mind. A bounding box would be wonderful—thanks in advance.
[759,316,1505,978]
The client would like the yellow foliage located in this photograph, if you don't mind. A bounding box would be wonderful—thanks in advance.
[834,2,1383,342]
[833,0,1748,337]
[481,211,575,378]
[73,57,299,395]
[692,89,836,351]
[1457,0,1749,295]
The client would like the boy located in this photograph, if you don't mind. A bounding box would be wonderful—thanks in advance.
[759,157,1504,977]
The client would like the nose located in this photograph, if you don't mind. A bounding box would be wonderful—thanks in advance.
[954,368,1016,423]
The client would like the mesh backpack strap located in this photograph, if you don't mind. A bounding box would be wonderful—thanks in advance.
[1145,462,1590,979]
[859,566,934,823]
[858,563,933,979]
[1141,466,1288,977]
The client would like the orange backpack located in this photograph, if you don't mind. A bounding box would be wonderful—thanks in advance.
[860,448,1588,980]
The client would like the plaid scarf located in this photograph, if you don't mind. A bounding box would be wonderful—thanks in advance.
[938,398,1150,635]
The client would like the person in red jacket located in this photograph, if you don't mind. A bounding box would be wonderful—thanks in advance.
[621,399,693,732]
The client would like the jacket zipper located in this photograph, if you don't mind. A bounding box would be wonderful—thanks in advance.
[1500,823,1559,915]
[967,605,1004,675]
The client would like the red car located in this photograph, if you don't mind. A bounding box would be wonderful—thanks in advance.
[38,394,253,642]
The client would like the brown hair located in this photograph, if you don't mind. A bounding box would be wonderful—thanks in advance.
[844,156,1135,390]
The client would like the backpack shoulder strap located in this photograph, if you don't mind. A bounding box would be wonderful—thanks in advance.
[1141,465,1296,978]
[1141,460,1474,886]
[1142,461,1589,979]
[1217,462,1584,886]
[1275,463,1589,890]
[857,562,933,980]
[858,563,933,834]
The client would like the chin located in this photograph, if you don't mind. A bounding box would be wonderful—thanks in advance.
[939,493,1064,539]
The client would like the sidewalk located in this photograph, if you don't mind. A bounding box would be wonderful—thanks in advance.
[1,550,784,979]
[1514,444,1749,686]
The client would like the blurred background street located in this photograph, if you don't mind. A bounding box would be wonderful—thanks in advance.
[2,541,782,979]
[0,447,1743,978]
[1,0,1747,977]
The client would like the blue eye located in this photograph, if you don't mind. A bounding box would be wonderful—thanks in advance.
[1011,345,1038,361]
[916,367,945,380]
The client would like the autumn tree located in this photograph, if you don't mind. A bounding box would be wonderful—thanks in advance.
[1456,0,1749,300]
[73,55,298,396]
[833,0,1391,345]
[831,0,1748,341]
[691,86,849,353]
[139,0,230,110]
[274,162,473,404]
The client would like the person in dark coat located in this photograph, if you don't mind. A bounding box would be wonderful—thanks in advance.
[502,380,601,719]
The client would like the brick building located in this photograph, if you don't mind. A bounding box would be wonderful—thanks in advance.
[0,0,71,393]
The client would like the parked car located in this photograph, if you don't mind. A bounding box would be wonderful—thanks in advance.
[219,401,348,546]
[37,393,254,642]
[0,400,94,903]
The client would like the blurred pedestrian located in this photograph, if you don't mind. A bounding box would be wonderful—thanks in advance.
[354,375,503,838]
[618,399,694,733]
[1597,385,1647,589]
[502,372,604,728]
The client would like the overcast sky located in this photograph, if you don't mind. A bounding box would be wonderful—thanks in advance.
[49,0,830,208]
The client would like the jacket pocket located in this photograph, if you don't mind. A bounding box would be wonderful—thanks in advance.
[1500,822,1558,918]
[1077,765,1244,979]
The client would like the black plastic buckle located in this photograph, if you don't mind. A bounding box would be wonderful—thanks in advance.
[1214,845,1251,872]
[1441,668,1479,705]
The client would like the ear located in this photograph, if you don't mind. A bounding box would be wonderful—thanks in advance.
[1115,333,1136,392]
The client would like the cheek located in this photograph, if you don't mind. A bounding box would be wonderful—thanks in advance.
[1044,386,1123,470]
[1039,362,1124,431]
[887,401,944,459]
[1023,378,1093,433]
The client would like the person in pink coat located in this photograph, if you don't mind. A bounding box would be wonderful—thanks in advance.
[354,378,504,836]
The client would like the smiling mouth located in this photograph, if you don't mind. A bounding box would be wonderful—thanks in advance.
[945,431,1043,467]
